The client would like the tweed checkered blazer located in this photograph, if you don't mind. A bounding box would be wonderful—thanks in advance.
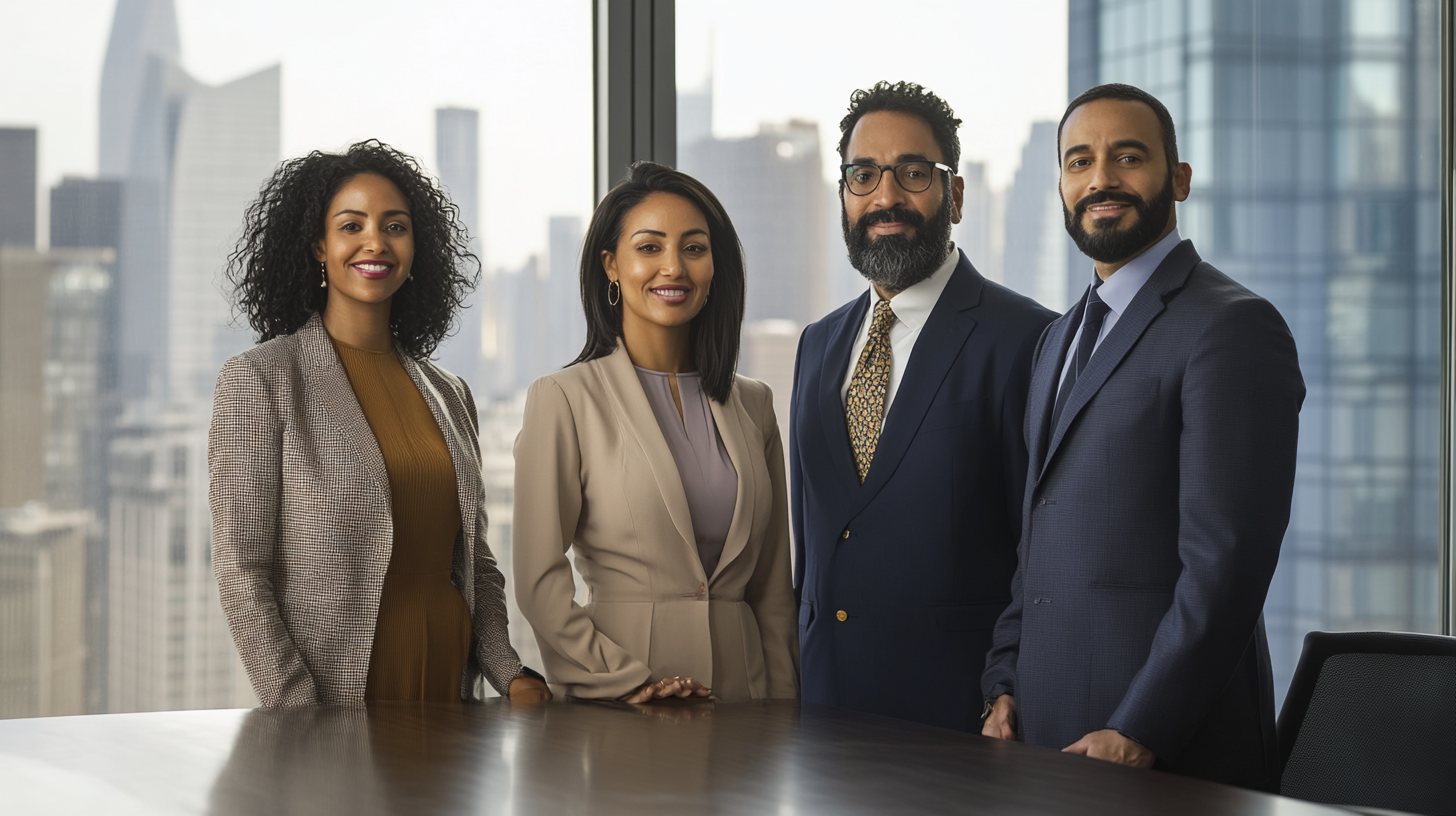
[209,313,523,706]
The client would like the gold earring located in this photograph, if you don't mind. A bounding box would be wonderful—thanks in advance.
[320,262,327,288]
[607,280,620,306]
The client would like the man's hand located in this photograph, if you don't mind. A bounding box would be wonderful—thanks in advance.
[1062,729,1155,768]
[981,695,1017,740]
[508,675,552,704]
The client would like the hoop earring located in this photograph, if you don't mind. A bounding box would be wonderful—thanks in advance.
[607,280,620,306]
[320,262,327,288]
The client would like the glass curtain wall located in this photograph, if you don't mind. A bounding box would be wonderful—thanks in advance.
[0,0,592,717]
[1073,0,1442,703]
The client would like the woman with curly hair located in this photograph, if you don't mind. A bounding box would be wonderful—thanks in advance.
[512,162,799,703]
[210,140,549,706]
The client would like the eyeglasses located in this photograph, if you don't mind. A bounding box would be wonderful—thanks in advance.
[840,161,955,196]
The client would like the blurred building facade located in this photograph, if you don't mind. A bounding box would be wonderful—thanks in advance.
[0,128,37,248]
[434,106,484,385]
[1068,0,1442,699]
[0,504,90,719]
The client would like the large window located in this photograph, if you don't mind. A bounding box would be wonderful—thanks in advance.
[0,0,590,716]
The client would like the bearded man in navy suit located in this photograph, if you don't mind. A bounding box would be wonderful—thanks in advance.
[790,82,1055,731]
[980,83,1305,791]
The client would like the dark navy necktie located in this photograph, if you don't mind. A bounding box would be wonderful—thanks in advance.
[1050,282,1110,432]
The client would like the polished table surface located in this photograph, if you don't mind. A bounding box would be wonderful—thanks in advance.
[0,699,1356,815]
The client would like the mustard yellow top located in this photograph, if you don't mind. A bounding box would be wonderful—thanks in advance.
[331,335,470,702]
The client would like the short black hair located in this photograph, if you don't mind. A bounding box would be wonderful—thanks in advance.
[1058,83,1179,170]
[837,81,962,170]
[573,162,746,404]
[226,140,477,360]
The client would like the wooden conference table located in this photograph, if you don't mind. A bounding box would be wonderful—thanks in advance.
[0,699,1356,815]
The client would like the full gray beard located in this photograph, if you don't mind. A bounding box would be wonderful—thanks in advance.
[842,192,955,293]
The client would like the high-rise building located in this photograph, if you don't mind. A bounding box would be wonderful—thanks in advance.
[1002,121,1077,311]
[99,0,189,400]
[953,161,1004,284]
[166,65,280,408]
[0,128,37,248]
[50,178,124,252]
[434,107,483,386]
[1067,0,1441,699]
[0,503,90,719]
[680,119,830,327]
[0,248,52,508]
[547,216,586,372]
[107,406,252,712]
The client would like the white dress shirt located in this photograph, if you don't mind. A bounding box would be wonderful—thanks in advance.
[1057,228,1182,391]
[840,247,961,426]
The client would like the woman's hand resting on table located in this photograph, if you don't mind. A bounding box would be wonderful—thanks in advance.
[622,676,712,704]
[508,675,553,704]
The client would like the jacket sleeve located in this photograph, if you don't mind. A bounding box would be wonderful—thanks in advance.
[209,356,318,707]
[1106,296,1304,763]
[512,377,653,699]
[743,383,801,698]
[790,331,807,602]
[981,322,1055,706]
[459,379,526,697]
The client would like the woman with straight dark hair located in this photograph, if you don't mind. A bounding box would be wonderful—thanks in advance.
[211,140,549,706]
[512,162,799,703]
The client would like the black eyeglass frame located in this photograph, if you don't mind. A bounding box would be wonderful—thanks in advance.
[840,161,955,196]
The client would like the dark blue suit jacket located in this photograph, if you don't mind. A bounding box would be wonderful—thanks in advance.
[791,251,1055,731]
[981,240,1305,790]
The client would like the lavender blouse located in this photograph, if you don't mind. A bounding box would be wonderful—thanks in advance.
[634,368,739,576]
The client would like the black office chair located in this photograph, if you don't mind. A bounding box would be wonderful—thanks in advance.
[1277,631,1456,816]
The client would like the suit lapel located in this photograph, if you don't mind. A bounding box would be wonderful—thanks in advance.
[1029,304,1082,480]
[817,293,870,497]
[595,343,702,577]
[854,257,981,509]
[298,314,391,507]
[1042,240,1200,470]
[707,392,755,584]
[400,354,481,554]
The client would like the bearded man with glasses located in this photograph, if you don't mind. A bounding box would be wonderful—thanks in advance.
[789,81,1056,731]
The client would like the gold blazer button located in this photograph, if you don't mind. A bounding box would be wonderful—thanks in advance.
[841,529,850,539]
[836,610,848,622]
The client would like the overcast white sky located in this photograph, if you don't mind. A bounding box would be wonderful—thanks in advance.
[0,0,1066,269]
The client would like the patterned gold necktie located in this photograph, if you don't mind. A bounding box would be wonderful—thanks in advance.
[845,299,896,482]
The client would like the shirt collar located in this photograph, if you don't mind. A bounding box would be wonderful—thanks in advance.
[1092,228,1181,316]
[865,245,959,331]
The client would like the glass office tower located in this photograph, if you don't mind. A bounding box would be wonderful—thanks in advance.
[1068,0,1441,700]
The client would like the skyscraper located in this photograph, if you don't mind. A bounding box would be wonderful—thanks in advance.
[1002,121,1077,311]
[0,248,51,509]
[50,178,124,252]
[98,0,188,400]
[434,107,483,385]
[166,65,281,408]
[680,119,830,329]
[0,128,37,248]
[547,215,586,371]
[0,503,90,719]
[1067,0,1441,698]
[952,160,1004,284]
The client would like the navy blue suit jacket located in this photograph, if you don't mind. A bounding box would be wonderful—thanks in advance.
[791,251,1055,731]
[981,240,1304,790]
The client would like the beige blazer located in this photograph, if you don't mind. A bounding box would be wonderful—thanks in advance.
[513,343,799,701]
[208,314,523,706]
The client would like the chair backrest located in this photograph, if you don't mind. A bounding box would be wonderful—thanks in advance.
[1277,630,1456,816]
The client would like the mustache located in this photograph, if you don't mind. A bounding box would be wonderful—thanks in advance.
[1074,190,1145,217]
[856,206,927,231]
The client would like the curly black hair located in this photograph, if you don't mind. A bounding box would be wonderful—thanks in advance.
[837,81,963,170]
[226,139,478,359]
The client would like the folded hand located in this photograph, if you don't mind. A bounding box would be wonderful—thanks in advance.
[622,676,712,704]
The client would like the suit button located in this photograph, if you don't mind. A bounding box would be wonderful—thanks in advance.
[1037,498,1047,507]
[836,610,848,622]
[841,529,850,539]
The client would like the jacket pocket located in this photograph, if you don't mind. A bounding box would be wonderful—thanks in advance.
[798,601,815,628]
[931,599,1010,632]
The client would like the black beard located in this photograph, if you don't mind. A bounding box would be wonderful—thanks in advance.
[842,190,954,293]
[1063,175,1175,263]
